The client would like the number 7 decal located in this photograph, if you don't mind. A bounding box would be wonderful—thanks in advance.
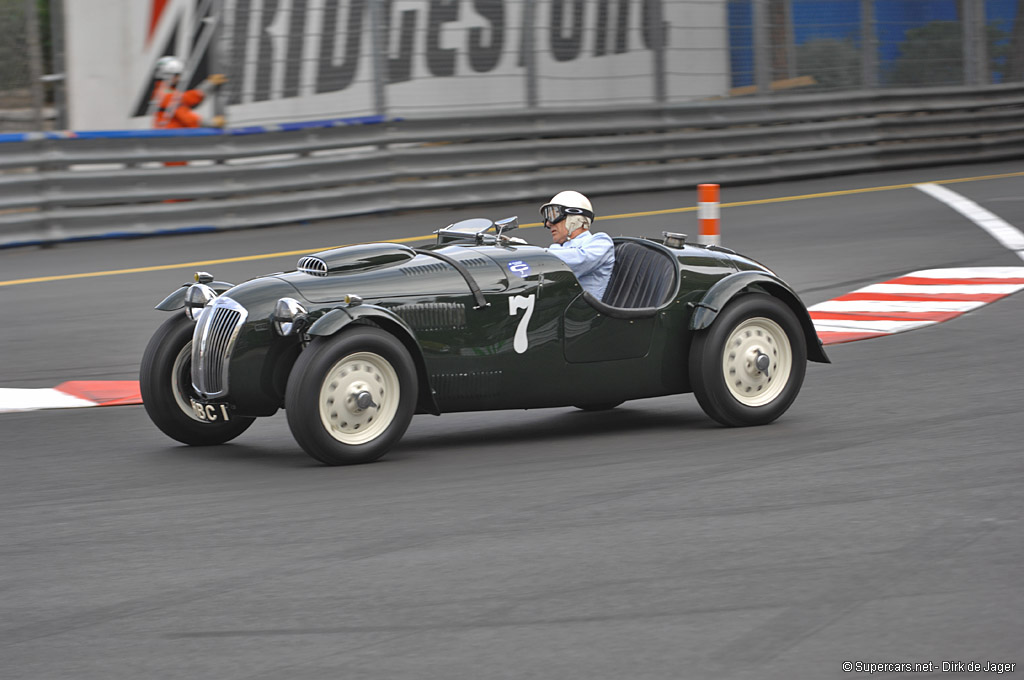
[508,294,536,354]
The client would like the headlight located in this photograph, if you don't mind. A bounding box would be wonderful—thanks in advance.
[185,283,216,320]
[273,297,308,336]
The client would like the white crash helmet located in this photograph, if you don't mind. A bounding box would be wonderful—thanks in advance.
[540,190,595,225]
[155,55,184,80]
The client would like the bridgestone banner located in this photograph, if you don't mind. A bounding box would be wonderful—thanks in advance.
[64,0,729,130]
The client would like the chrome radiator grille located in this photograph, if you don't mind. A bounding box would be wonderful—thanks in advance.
[191,297,247,398]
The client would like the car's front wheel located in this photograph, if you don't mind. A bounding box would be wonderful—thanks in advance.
[140,313,255,445]
[689,294,807,427]
[285,326,418,466]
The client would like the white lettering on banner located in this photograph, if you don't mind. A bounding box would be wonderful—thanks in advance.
[63,0,729,130]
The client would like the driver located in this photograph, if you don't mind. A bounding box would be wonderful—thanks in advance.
[542,191,615,299]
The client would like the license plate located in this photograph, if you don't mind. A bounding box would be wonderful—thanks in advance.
[190,398,231,422]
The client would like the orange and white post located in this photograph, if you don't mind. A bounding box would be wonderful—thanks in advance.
[697,183,721,246]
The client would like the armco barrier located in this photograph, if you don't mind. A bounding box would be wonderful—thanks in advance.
[2,85,1024,248]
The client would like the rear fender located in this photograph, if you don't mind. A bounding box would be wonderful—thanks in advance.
[689,272,830,363]
[307,305,441,415]
[155,281,235,311]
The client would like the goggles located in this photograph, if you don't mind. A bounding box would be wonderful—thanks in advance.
[541,204,594,224]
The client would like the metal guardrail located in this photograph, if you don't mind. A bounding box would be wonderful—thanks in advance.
[2,84,1024,248]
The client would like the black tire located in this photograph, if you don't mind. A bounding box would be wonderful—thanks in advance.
[573,401,624,412]
[285,327,418,466]
[689,294,807,427]
[140,313,256,445]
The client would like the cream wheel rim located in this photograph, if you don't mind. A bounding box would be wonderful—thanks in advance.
[171,340,205,422]
[722,317,792,407]
[319,351,400,445]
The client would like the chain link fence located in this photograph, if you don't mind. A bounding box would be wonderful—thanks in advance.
[0,0,57,131]
[215,0,1024,124]
[215,0,694,124]
[5,1,1024,131]
[729,0,1024,94]
[0,0,33,129]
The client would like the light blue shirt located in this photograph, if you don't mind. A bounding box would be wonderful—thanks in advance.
[548,230,616,300]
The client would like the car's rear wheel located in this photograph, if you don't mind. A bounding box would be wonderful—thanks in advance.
[689,294,807,427]
[285,327,417,466]
[140,313,255,445]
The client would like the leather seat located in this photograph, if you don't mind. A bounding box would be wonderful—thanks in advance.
[580,239,679,319]
[602,240,678,308]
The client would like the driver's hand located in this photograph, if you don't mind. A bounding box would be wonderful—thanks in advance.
[501,236,528,246]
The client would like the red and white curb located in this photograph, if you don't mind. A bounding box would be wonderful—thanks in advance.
[3,267,1024,413]
[0,381,141,414]
[812,266,1024,345]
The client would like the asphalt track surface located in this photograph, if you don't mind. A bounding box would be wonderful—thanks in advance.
[3,161,1023,679]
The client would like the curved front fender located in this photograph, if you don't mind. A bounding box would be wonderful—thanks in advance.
[155,281,235,311]
[306,307,354,337]
[689,271,830,364]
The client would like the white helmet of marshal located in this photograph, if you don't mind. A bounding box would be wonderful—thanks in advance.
[155,55,185,80]
[539,190,595,226]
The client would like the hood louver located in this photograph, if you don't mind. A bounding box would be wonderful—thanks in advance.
[297,256,329,277]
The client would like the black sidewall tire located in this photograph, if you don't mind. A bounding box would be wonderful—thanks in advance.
[285,327,418,466]
[689,294,808,427]
[140,313,256,446]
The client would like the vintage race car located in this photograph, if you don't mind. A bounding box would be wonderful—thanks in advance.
[141,217,829,465]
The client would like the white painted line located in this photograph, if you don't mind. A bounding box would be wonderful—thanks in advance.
[916,183,1024,260]
[858,283,1024,295]
[907,267,1024,279]
[810,299,987,313]
[0,388,97,413]
[811,319,936,334]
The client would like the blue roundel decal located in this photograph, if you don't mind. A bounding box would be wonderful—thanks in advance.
[507,260,531,278]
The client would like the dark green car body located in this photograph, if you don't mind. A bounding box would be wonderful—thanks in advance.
[158,230,828,421]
